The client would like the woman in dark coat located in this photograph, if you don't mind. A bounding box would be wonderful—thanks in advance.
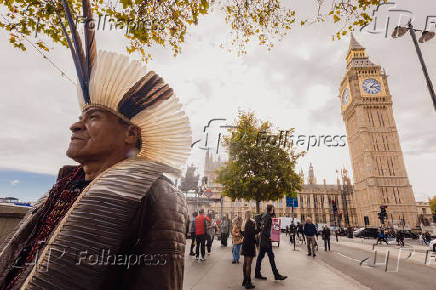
[321,225,331,251]
[241,210,261,289]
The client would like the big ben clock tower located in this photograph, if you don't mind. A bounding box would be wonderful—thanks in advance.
[340,34,417,227]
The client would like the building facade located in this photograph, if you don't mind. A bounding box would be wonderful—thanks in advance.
[203,152,356,227]
[339,34,417,228]
[416,201,433,225]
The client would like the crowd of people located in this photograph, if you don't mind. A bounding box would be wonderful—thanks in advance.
[187,205,297,289]
[187,207,434,289]
[187,205,288,289]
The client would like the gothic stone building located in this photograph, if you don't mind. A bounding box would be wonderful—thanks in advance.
[204,149,356,227]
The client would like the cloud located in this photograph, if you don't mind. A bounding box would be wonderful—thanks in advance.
[10,179,20,186]
[0,0,434,202]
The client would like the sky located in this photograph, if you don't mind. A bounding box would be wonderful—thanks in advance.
[0,0,435,202]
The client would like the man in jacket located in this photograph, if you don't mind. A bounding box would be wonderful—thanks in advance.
[189,212,198,256]
[304,217,317,257]
[254,205,287,281]
[0,48,190,288]
[195,209,210,261]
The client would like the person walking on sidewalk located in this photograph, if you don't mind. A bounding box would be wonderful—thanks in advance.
[232,216,243,264]
[304,217,317,257]
[322,225,331,251]
[289,223,296,244]
[297,222,306,244]
[195,209,210,261]
[189,212,198,256]
[241,210,261,289]
[376,227,389,245]
[206,212,217,255]
[254,205,287,281]
[221,215,230,247]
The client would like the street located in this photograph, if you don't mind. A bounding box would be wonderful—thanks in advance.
[184,234,436,290]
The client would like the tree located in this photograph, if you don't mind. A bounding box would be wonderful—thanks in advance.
[216,111,303,214]
[430,195,436,214]
[0,0,386,60]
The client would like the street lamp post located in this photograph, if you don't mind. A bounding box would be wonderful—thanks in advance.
[392,22,436,111]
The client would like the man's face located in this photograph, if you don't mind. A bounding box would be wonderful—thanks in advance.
[66,108,131,163]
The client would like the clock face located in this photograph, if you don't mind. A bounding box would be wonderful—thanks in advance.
[342,88,350,106]
[362,78,381,94]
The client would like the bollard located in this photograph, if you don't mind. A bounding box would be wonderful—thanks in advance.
[385,250,390,272]
[293,233,296,251]
[373,250,377,265]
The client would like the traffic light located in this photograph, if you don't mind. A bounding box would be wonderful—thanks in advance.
[379,205,388,224]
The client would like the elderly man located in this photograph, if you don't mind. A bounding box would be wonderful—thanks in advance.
[0,4,190,289]
[304,217,317,257]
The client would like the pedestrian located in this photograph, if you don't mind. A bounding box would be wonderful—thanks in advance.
[232,216,243,264]
[376,227,388,245]
[221,214,230,247]
[254,204,287,281]
[285,225,289,237]
[297,222,306,244]
[335,228,339,242]
[206,213,217,255]
[396,230,404,247]
[304,217,317,257]
[195,208,211,261]
[322,225,331,251]
[189,212,198,256]
[241,210,261,289]
[289,223,296,244]
[424,232,431,245]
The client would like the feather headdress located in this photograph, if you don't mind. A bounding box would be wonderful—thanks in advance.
[57,0,191,169]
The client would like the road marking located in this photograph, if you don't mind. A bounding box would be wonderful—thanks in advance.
[336,252,374,269]
[336,252,362,263]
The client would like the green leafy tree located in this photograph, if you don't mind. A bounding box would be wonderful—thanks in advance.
[216,111,303,214]
[0,0,386,60]
[430,196,436,215]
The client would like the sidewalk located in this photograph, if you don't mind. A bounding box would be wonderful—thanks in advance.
[184,236,369,290]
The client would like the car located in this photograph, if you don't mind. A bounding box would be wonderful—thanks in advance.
[354,227,378,239]
[401,230,418,239]
[353,227,365,236]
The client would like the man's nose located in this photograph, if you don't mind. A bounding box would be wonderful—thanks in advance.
[70,120,85,132]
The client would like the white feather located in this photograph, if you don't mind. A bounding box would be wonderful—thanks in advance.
[80,50,192,169]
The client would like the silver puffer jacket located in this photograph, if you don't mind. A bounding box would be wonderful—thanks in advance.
[0,158,188,290]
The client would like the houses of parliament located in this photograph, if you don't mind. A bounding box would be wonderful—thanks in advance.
[195,35,419,228]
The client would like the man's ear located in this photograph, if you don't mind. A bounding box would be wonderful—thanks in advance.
[125,125,141,146]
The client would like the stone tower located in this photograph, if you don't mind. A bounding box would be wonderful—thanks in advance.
[339,34,417,227]
[308,163,317,185]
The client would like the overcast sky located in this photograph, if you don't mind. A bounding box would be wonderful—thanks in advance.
[0,0,435,202]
